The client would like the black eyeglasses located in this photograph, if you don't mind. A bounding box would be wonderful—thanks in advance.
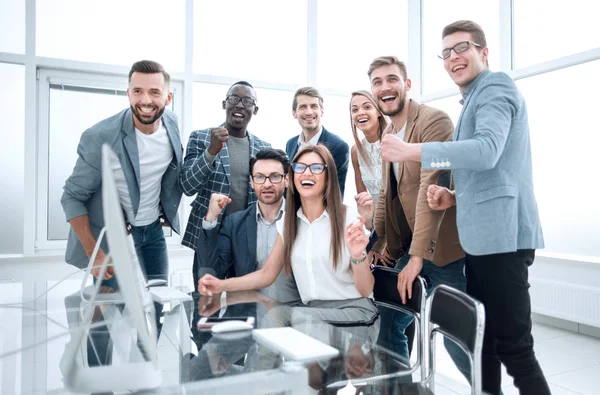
[251,173,284,184]
[292,162,327,174]
[225,95,256,108]
[438,41,483,60]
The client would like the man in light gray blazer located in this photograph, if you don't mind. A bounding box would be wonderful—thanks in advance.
[61,60,183,287]
[379,21,550,395]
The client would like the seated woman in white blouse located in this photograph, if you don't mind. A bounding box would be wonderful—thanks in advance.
[198,144,378,325]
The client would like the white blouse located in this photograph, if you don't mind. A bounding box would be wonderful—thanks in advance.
[276,205,365,304]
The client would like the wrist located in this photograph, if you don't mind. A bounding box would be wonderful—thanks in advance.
[205,213,218,223]
[350,251,367,265]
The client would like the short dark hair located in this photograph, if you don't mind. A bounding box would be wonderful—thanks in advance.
[230,80,254,90]
[442,20,487,48]
[367,56,408,80]
[292,87,323,112]
[128,60,170,85]
[249,148,290,175]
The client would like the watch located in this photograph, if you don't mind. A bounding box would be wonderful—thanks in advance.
[350,251,367,265]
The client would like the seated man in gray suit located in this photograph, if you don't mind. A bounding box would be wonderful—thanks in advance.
[61,60,183,286]
[197,148,300,304]
[380,21,550,395]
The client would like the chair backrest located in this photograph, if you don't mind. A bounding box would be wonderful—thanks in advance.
[373,266,425,316]
[427,284,485,394]
[428,285,484,355]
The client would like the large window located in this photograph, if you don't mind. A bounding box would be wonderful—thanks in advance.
[514,0,600,68]
[517,60,600,259]
[0,63,25,254]
[0,0,25,54]
[317,0,408,91]
[194,0,308,85]
[36,0,186,71]
[422,0,500,94]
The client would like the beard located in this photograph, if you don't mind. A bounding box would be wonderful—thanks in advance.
[257,189,283,205]
[131,104,166,125]
[380,93,406,117]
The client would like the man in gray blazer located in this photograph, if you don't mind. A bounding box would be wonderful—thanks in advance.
[380,21,550,395]
[61,60,183,286]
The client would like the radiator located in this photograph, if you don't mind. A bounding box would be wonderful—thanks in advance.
[530,278,600,328]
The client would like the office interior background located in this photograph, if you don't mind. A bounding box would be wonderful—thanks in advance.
[0,0,599,335]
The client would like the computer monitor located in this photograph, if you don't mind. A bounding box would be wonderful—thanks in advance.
[60,144,161,392]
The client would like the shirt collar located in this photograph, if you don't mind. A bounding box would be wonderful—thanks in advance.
[460,69,491,104]
[296,206,328,224]
[297,126,323,146]
[256,198,285,224]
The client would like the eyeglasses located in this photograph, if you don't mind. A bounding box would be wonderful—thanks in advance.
[251,173,284,184]
[291,162,327,174]
[438,41,483,60]
[225,95,256,108]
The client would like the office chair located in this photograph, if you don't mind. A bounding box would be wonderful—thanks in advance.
[422,284,485,395]
[372,266,427,379]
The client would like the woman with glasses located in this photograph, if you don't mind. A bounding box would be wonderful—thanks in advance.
[198,144,378,325]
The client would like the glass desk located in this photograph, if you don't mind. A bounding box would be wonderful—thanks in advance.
[0,279,452,394]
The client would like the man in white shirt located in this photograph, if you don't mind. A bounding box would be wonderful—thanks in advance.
[61,60,183,286]
[285,87,350,197]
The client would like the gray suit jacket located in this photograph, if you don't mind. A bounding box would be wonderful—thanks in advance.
[421,70,544,255]
[61,108,183,268]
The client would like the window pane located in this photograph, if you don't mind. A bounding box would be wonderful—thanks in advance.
[194,1,307,85]
[424,95,462,127]
[422,0,499,94]
[47,87,128,240]
[37,0,185,71]
[514,0,600,68]
[0,63,25,253]
[0,0,25,54]
[516,61,600,258]
[192,83,297,155]
[317,0,408,91]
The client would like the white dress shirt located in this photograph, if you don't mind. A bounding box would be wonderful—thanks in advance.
[276,205,365,304]
[297,126,323,150]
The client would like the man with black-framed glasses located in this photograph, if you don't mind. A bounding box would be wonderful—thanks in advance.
[181,81,271,289]
[379,20,550,394]
[195,148,300,303]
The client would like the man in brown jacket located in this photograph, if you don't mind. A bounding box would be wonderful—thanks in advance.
[369,56,469,377]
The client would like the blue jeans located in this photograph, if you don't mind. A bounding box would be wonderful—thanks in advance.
[377,253,472,381]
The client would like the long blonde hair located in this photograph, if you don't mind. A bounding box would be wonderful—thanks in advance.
[283,144,346,274]
[349,90,389,165]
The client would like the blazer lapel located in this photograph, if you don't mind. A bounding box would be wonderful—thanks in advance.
[246,205,258,270]
[396,100,419,184]
[163,114,182,166]
[120,109,141,216]
[219,143,231,182]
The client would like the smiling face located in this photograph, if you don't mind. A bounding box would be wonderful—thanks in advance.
[223,84,258,133]
[293,151,327,199]
[127,72,172,126]
[293,95,323,134]
[442,31,488,89]
[369,64,411,117]
[350,94,381,135]
[250,159,287,206]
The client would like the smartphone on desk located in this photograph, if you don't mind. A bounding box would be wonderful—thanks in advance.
[197,316,255,330]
